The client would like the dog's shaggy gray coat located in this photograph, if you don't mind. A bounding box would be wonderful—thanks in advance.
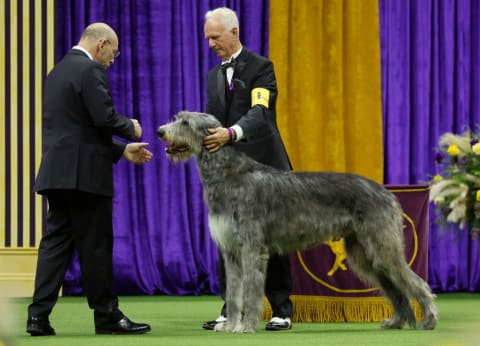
[157,111,438,333]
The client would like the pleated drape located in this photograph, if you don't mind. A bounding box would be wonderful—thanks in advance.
[270,0,383,183]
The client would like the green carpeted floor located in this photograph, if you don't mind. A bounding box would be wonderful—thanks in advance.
[2,293,479,346]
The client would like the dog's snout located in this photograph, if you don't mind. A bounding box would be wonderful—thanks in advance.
[157,127,165,138]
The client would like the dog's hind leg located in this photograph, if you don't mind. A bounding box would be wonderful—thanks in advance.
[239,246,269,333]
[361,227,437,330]
[216,250,243,333]
[412,281,438,330]
[343,233,416,329]
[376,271,416,329]
[377,263,437,330]
[390,266,438,330]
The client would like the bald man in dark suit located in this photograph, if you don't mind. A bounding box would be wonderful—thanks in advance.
[27,23,152,336]
[202,7,293,331]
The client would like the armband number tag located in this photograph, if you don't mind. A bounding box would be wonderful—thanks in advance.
[251,88,270,108]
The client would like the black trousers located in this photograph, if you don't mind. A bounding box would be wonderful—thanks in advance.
[218,252,293,319]
[27,190,123,326]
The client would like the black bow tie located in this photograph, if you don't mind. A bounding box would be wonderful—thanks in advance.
[220,59,237,72]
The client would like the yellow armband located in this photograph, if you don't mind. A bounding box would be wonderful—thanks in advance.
[251,88,270,108]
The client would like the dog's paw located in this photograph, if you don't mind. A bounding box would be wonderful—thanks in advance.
[232,325,256,333]
[213,321,227,332]
[381,317,405,329]
[418,313,437,330]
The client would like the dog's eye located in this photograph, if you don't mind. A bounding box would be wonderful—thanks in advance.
[181,119,189,126]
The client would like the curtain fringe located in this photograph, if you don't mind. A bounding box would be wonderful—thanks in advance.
[262,295,423,322]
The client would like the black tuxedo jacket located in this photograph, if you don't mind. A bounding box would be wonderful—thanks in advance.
[206,48,291,170]
[34,49,136,197]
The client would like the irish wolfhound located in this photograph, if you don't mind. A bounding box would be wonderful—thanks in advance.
[157,111,438,333]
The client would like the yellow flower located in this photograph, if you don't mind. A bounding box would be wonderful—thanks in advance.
[434,196,445,205]
[433,175,443,182]
[473,143,480,155]
[476,190,480,201]
[447,144,459,156]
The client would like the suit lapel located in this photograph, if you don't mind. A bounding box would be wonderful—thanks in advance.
[234,48,249,78]
[216,68,226,110]
[213,49,250,125]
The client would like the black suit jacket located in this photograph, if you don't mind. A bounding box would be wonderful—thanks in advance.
[206,48,291,170]
[34,49,136,197]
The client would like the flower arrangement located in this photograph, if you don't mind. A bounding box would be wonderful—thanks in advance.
[429,130,480,237]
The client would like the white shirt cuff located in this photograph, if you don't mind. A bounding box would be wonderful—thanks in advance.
[230,125,244,141]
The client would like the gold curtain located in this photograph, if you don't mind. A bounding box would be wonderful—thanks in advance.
[270,0,383,183]
[0,0,54,249]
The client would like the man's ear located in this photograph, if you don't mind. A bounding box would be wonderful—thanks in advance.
[99,38,107,49]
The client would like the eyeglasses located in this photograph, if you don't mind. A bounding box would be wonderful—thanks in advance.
[105,39,120,58]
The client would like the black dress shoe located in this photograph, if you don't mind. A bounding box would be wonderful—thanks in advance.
[202,320,218,330]
[26,316,56,336]
[202,315,227,330]
[265,317,292,331]
[95,316,151,335]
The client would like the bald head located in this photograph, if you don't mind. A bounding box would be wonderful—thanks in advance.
[79,22,117,44]
[77,22,119,69]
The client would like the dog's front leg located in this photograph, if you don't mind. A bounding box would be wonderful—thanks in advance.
[215,250,243,333]
[240,246,268,333]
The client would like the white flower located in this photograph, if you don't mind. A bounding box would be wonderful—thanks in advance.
[439,132,472,157]
[473,143,480,155]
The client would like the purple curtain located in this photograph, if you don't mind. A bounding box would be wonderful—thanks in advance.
[56,0,270,295]
[55,0,480,295]
[380,0,480,291]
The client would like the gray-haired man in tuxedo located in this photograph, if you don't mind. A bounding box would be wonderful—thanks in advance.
[202,7,293,331]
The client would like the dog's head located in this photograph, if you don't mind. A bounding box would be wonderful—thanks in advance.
[157,111,221,162]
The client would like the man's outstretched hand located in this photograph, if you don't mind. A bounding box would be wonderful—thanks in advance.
[123,142,153,164]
